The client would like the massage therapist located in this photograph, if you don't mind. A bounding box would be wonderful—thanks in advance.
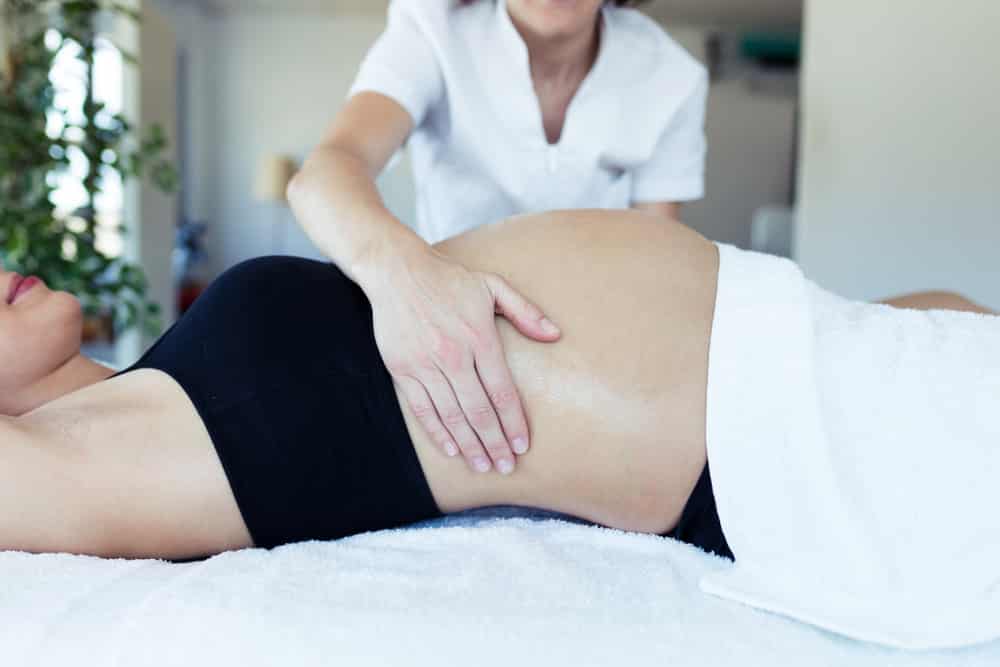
[287,0,708,477]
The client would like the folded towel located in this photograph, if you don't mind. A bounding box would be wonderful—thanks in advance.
[702,244,1000,650]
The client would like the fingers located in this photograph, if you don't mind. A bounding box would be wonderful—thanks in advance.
[422,369,502,474]
[474,336,530,457]
[393,373,496,474]
[485,274,561,342]
[373,264,548,476]
[446,355,518,475]
[393,375,462,458]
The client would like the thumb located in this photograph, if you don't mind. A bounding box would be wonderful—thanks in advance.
[483,273,561,342]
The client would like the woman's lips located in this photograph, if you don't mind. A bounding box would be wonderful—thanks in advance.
[5,274,22,304]
[6,274,41,304]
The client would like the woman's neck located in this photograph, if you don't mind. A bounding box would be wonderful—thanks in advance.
[2,354,114,416]
[510,12,601,85]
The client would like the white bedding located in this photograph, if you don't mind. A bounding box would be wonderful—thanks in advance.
[4,517,996,666]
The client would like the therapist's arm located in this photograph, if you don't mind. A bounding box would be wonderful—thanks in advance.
[287,92,560,475]
[633,201,682,222]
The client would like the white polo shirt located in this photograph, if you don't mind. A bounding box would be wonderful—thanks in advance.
[349,0,708,243]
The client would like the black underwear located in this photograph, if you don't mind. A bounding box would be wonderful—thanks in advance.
[665,464,734,561]
[118,255,731,560]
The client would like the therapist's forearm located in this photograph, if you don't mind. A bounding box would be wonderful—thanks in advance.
[286,145,429,291]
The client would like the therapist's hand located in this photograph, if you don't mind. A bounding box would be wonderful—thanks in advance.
[366,244,561,475]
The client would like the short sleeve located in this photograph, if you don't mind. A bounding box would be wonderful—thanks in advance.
[630,68,708,203]
[347,0,445,129]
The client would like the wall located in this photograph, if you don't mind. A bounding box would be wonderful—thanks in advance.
[206,0,803,29]
[115,0,179,364]
[156,5,411,275]
[157,0,217,238]
[0,2,8,58]
[138,4,178,326]
[658,27,798,249]
[796,0,1000,307]
[210,11,400,272]
[684,76,797,248]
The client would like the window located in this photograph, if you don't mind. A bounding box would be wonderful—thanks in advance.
[46,29,125,259]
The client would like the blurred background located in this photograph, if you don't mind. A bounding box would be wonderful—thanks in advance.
[2,0,998,366]
[157,0,806,299]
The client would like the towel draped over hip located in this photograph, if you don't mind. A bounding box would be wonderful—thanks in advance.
[701,244,1000,650]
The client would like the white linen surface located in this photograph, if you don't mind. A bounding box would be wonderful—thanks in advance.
[702,244,1000,651]
[4,518,997,666]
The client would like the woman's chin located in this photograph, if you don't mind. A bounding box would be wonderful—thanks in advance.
[55,291,84,332]
[39,292,87,370]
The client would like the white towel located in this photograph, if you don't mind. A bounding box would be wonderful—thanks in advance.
[4,518,999,666]
[701,244,1000,650]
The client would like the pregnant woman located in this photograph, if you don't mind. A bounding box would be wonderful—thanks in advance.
[1,211,997,649]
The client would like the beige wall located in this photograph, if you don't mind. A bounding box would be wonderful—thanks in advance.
[137,2,178,323]
[205,0,802,29]
[684,77,797,248]
[0,1,8,59]
[117,0,179,364]
[795,0,1000,307]
[160,6,400,273]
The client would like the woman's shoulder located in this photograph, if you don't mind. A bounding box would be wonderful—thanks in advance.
[605,7,707,85]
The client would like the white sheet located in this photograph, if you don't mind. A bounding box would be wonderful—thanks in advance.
[4,518,997,666]
[702,244,1000,650]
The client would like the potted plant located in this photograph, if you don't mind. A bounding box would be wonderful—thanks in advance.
[1,0,176,339]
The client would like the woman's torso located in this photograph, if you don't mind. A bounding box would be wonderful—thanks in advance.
[406,210,719,534]
[22,212,719,554]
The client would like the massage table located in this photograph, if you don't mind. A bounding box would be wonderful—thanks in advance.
[4,508,996,666]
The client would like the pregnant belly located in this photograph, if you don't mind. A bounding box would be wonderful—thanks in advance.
[398,210,719,535]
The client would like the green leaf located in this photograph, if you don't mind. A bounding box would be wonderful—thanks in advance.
[2,0,178,338]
